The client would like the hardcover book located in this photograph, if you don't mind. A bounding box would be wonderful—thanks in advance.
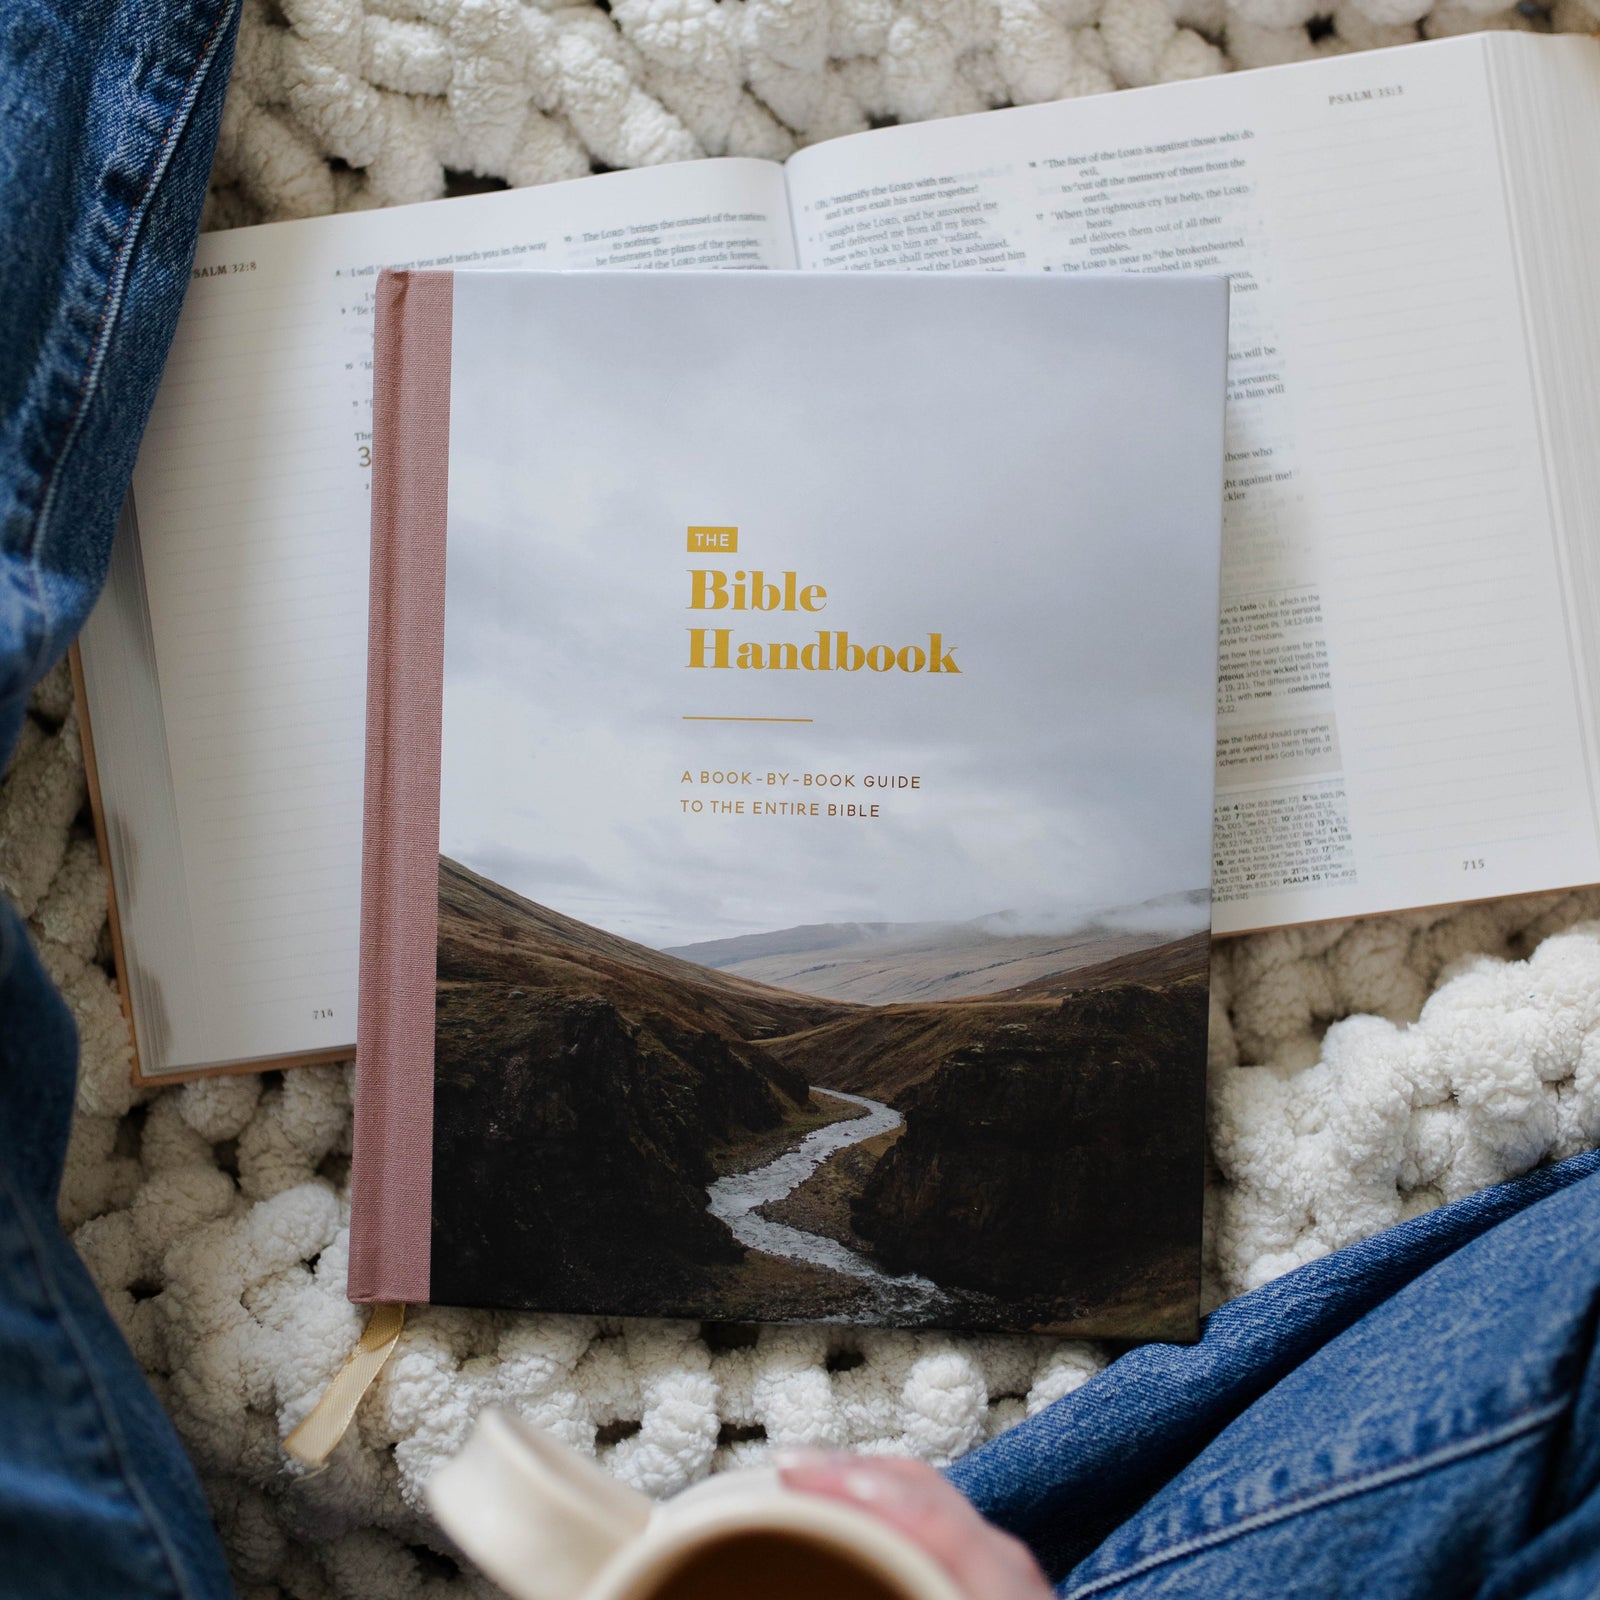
[351,269,1229,1336]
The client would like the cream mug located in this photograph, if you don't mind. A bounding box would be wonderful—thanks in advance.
[427,1408,966,1600]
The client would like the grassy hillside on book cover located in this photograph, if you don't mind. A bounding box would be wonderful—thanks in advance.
[431,857,1207,1337]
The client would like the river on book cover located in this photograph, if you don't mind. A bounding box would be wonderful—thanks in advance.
[430,858,1209,1339]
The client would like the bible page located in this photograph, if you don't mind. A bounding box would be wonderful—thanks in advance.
[783,35,1600,933]
[120,158,794,1072]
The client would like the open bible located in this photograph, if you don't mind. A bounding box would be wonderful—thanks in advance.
[76,31,1600,1079]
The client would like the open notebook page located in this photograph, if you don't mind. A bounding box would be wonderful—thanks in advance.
[783,34,1600,934]
[118,158,794,1073]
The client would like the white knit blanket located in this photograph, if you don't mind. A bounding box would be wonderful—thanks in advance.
[208,0,1596,228]
[9,6,1600,1588]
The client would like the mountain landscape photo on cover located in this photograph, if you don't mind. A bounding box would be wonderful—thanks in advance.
[428,276,1223,1339]
[431,856,1209,1337]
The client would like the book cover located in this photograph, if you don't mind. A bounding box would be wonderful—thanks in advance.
[354,268,1228,1337]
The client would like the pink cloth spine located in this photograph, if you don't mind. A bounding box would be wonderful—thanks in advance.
[348,269,454,1304]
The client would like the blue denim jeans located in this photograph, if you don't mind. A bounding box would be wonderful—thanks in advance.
[1,0,241,1595]
[950,1149,1600,1597]
[3,4,1599,1597]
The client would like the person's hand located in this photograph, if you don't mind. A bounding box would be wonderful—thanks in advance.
[774,1449,1054,1600]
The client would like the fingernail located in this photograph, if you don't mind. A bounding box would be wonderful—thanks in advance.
[772,1446,836,1472]
[842,1468,909,1506]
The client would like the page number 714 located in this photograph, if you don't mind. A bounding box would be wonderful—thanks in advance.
[312,1007,335,1020]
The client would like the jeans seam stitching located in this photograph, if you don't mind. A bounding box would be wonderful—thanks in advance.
[1063,1393,1572,1599]
[19,0,239,686]
[0,1158,202,1600]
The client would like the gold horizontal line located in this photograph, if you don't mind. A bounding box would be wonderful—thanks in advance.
[681,716,814,723]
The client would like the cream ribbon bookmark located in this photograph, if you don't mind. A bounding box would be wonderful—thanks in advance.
[283,1303,406,1468]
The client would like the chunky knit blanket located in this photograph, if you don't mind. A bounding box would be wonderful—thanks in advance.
[207,0,1596,228]
[9,5,1600,1589]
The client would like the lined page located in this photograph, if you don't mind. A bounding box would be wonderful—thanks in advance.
[125,160,794,1070]
[785,35,1600,931]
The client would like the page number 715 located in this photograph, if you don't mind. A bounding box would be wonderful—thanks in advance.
[1462,858,1486,872]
